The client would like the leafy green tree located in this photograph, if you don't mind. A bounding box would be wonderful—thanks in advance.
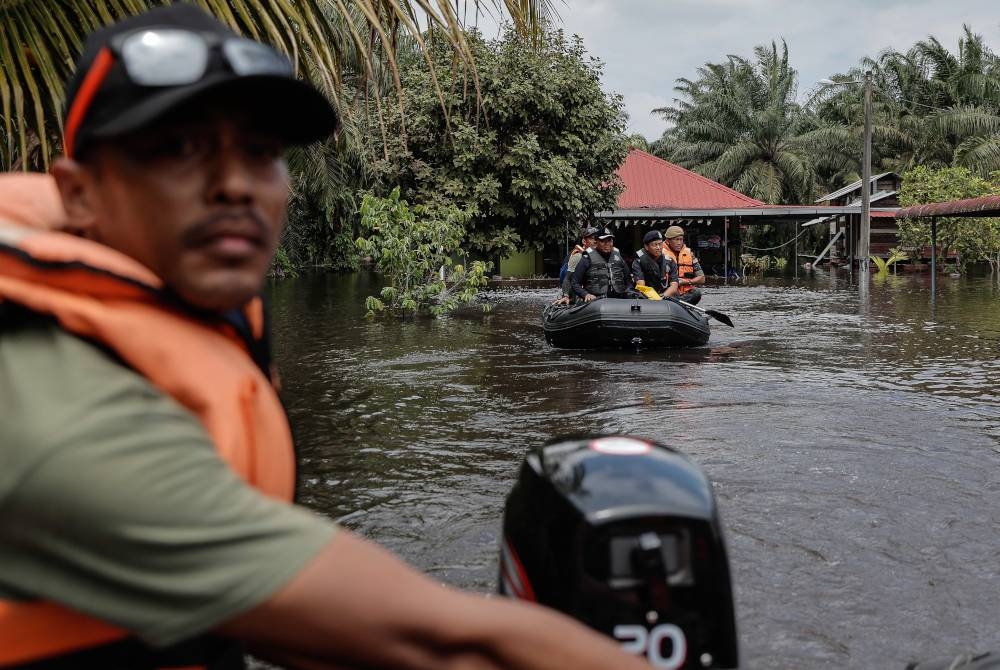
[1,0,558,276]
[897,165,1000,270]
[356,188,491,316]
[809,26,1000,178]
[367,26,627,258]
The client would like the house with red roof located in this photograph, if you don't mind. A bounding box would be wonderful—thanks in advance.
[498,149,898,277]
[616,149,765,210]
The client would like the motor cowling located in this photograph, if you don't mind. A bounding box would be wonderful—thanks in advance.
[499,436,739,669]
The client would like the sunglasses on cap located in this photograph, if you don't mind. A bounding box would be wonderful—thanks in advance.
[114,28,291,85]
[64,28,293,157]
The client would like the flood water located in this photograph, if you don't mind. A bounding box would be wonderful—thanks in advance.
[268,270,1000,670]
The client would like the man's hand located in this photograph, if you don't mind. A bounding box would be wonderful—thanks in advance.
[552,296,570,306]
[584,294,597,302]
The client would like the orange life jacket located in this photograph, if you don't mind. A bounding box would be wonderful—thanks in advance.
[0,175,295,669]
[665,245,697,295]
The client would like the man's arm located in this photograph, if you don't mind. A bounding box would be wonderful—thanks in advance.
[663,258,680,297]
[570,255,593,300]
[630,258,645,286]
[222,531,651,670]
[681,255,706,287]
[562,252,584,298]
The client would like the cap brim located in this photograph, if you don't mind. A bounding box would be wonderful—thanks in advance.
[87,73,338,146]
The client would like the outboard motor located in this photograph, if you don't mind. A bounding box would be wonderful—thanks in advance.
[499,436,739,669]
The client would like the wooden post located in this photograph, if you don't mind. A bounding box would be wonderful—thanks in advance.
[723,216,729,284]
[931,216,937,295]
[860,71,873,275]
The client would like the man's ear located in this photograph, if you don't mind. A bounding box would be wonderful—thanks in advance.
[50,157,100,239]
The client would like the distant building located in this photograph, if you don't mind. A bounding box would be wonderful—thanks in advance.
[499,150,763,278]
[813,173,902,260]
[498,151,901,278]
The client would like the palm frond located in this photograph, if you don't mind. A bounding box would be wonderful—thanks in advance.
[0,0,554,170]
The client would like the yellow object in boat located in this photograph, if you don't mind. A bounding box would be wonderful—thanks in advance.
[635,285,662,300]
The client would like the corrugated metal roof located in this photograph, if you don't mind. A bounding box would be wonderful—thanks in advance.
[896,194,1000,218]
[800,208,896,227]
[843,190,897,207]
[816,173,895,203]
[616,149,765,209]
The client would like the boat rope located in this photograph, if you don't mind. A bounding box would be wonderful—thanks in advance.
[743,228,810,252]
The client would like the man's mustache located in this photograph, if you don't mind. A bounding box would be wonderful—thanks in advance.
[181,210,270,247]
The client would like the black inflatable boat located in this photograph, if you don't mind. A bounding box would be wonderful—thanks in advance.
[543,297,710,348]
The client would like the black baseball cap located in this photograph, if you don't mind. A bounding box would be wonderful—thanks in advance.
[63,2,339,158]
[595,227,615,240]
[643,230,663,244]
[581,226,600,239]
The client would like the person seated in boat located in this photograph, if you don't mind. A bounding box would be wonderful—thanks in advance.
[553,225,598,305]
[631,230,679,299]
[663,225,705,305]
[570,227,634,302]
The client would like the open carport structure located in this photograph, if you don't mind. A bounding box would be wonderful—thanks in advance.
[895,194,1000,292]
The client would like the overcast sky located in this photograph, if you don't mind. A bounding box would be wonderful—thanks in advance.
[470,0,1000,141]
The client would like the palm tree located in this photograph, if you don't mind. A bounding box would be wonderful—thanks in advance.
[653,41,814,204]
[0,0,558,170]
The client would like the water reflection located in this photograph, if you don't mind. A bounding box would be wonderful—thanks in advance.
[268,271,1000,669]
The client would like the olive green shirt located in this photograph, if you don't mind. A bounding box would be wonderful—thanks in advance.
[0,317,335,647]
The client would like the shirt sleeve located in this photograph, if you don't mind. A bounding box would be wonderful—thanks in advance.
[571,255,591,298]
[691,256,705,277]
[665,257,679,286]
[630,258,644,284]
[563,252,583,297]
[0,320,335,647]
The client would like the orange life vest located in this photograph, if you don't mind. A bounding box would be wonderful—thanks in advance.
[0,175,295,668]
[665,245,697,295]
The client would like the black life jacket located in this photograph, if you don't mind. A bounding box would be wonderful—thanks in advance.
[635,249,666,293]
[583,248,630,298]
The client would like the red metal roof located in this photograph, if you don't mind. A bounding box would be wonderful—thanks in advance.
[895,194,1000,218]
[616,149,765,209]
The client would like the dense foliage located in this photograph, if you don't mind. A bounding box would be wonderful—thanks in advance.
[0,0,557,170]
[654,26,1000,193]
[897,166,1000,271]
[366,26,628,259]
[356,189,491,316]
[651,26,1000,264]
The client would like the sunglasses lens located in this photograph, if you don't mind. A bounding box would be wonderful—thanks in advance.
[223,39,293,77]
[121,29,208,85]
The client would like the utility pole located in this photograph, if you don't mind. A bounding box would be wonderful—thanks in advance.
[859,71,873,274]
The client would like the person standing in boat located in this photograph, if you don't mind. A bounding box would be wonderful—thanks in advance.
[553,225,598,305]
[570,227,633,302]
[631,229,679,299]
[663,225,706,305]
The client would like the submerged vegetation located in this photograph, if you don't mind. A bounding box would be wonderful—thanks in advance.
[897,165,1000,273]
[356,189,491,317]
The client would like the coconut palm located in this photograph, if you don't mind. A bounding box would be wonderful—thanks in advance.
[0,0,558,170]
[653,41,815,205]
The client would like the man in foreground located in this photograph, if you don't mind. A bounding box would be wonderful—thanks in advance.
[0,5,650,669]
[570,227,633,302]
[631,229,679,299]
[663,225,706,305]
